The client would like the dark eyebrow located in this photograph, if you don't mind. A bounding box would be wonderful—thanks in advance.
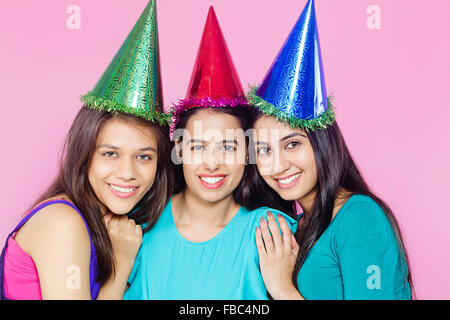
[138,146,157,153]
[97,144,119,150]
[254,141,268,146]
[187,139,204,144]
[254,132,306,146]
[97,144,156,153]
[280,132,307,142]
[188,139,239,146]
[223,139,239,145]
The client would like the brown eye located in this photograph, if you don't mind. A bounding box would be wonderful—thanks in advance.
[286,141,300,149]
[191,145,204,151]
[257,147,271,156]
[222,145,235,152]
[137,154,152,161]
[103,151,118,158]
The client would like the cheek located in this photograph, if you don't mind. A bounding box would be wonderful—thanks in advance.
[307,165,319,186]
[255,156,273,177]
[259,170,276,188]
[296,149,318,186]
[303,148,317,175]
[182,163,198,182]
[140,163,158,187]
[225,147,246,165]
[228,163,245,181]
[289,145,315,169]
[88,157,111,184]
[183,150,204,165]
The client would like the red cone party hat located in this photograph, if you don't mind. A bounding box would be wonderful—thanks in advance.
[170,6,247,135]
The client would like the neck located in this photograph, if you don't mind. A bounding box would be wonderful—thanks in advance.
[174,188,240,226]
[297,187,317,218]
[297,187,353,219]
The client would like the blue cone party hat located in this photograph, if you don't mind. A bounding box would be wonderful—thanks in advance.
[247,0,335,131]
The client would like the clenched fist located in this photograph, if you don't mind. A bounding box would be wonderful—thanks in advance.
[104,213,142,269]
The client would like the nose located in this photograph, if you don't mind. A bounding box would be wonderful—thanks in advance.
[272,150,290,176]
[116,156,137,181]
[203,148,221,172]
[259,149,290,177]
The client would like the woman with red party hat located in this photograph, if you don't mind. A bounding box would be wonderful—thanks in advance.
[124,6,296,300]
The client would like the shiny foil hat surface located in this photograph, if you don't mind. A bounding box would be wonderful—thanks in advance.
[170,6,248,137]
[247,0,335,132]
[81,0,170,126]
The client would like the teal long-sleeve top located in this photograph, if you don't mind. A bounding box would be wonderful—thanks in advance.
[297,194,411,300]
[124,198,297,300]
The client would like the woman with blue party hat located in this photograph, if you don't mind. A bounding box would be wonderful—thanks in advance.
[247,0,413,299]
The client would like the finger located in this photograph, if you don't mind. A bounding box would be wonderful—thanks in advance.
[103,212,113,226]
[266,211,283,251]
[118,215,129,229]
[108,215,120,230]
[135,224,143,237]
[255,227,267,261]
[291,234,300,257]
[127,218,136,230]
[259,217,274,254]
[277,215,293,252]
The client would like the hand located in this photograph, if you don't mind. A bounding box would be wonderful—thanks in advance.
[104,213,142,270]
[255,211,300,300]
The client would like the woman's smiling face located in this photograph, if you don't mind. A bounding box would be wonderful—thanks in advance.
[88,118,158,215]
[177,109,247,203]
[252,115,318,203]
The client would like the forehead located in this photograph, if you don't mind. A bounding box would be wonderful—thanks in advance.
[253,116,307,142]
[97,118,158,148]
[184,109,244,140]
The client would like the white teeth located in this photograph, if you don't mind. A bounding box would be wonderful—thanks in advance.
[278,173,301,185]
[108,184,137,193]
[200,177,224,184]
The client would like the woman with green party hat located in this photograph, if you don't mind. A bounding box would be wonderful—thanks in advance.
[247,0,413,299]
[0,0,173,300]
[124,6,296,300]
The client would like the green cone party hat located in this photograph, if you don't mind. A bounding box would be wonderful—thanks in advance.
[81,0,170,125]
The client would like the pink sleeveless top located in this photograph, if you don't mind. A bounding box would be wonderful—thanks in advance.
[4,234,41,299]
[0,199,101,300]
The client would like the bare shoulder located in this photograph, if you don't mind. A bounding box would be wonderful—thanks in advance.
[34,202,87,232]
[23,198,94,299]
[16,198,91,255]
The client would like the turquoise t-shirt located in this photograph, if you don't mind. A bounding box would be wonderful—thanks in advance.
[297,195,411,300]
[124,198,297,300]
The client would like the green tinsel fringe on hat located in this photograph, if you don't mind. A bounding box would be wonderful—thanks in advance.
[81,93,172,127]
[246,86,336,132]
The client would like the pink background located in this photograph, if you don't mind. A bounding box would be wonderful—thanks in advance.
[1,0,449,299]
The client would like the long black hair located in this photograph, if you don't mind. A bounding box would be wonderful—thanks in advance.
[248,111,414,298]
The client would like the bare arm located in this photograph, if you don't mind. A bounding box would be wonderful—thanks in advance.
[28,204,92,299]
[24,205,141,300]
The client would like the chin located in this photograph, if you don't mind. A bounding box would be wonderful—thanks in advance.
[271,187,301,202]
[277,192,299,201]
[197,190,231,204]
[105,201,137,215]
